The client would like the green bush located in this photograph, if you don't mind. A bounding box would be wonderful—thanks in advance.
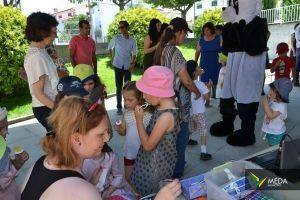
[0,6,28,96]
[107,7,170,67]
[194,9,224,38]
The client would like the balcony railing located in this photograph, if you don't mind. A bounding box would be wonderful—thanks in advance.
[260,4,300,24]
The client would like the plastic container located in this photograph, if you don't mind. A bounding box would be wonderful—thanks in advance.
[205,161,263,200]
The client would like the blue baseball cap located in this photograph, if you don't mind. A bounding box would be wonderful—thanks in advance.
[57,76,89,97]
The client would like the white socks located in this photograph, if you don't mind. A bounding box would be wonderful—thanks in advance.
[201,145,207,153]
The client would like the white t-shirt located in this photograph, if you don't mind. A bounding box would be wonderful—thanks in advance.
[123,110,152,159]
[24,46,59,107]
[261,101,287,135]
[191,80,209,115]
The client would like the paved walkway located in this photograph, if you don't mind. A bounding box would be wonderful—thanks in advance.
[7,77,300,188]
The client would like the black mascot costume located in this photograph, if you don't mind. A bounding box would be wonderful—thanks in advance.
[210,0,268,146]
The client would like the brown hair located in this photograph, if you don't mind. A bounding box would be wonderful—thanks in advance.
[153,27,176,65]
[122,81,154,112]
[202,22,216,37]
[42,96,107,168]
[122,81,143,104]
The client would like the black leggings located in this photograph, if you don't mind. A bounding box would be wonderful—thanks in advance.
[32,106,52,132]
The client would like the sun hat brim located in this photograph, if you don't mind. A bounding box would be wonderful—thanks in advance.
[82,74,98,84]
[136,78,175,98]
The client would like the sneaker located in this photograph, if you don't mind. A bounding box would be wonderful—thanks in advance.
[200,153,212,161]
[117,108,123,115]
[188,139,198,146]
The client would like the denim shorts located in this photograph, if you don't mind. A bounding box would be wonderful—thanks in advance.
[264,133,285,146]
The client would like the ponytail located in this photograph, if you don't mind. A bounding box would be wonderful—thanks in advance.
[153,27,176,65]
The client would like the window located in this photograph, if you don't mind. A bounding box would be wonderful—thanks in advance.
[197,3,202,9]
[58,15,62,19]
[68,13,72,17]
[211,0,218,6]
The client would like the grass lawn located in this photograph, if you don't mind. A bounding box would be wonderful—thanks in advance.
[2,41,196,120]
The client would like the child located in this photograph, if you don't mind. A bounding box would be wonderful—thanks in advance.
[0,107,29,200]
[83,143,135,200]
[115,81,152,184]
[186,60,212,161]
[261,78,292,146]
[131,66,180,196]
[73,64,107,105]
[45,45,69,78]
[216,53,227,99]
[270,42,296,81]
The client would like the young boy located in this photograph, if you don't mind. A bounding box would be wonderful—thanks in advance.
[270,42,296,80]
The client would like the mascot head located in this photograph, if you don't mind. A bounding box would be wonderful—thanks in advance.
[222,0,262,24]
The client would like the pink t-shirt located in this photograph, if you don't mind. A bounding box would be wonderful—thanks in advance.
[69,35,96,66]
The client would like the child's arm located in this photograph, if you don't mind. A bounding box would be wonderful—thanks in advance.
[203,79,213,101]
[270,60,281,73]
[102,154,123,199]
[262,96,281,120]
[134,106,174,151]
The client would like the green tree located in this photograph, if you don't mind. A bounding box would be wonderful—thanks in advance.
[263,0,278,9]
[194,9,224,38]
[107,7,169,67]
[0,6,28,95]
[145,0,200,20]
[283,0,300,6]
[64,14,89,31]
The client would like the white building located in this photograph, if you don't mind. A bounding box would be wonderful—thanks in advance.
[186,0,227,24]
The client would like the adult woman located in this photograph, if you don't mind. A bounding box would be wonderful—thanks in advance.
[195,22,222,100]
[154,17,201,179]
[24,12,59,131]
[21,97,181,200]
[143,18,162,71]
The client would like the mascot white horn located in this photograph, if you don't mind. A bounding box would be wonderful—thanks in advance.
[210,0,268,146]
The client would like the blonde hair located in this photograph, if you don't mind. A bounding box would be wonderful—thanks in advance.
[41,96,107,168]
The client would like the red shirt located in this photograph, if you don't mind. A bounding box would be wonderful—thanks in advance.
[271,57,295,80]
[69,35,96,66]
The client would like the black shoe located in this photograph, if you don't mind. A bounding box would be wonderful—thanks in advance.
[200,153,212,161]
[117,108,123,115]
[188,139,198,145]
[294,82,300,87]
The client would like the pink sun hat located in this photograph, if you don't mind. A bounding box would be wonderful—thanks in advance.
[136,66,175,98]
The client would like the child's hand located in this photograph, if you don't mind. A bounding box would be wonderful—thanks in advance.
[206,79,213,89]
[134,105,144,121]
[91,166,103,185]
[155,180,182,200]
[102,186,116,199]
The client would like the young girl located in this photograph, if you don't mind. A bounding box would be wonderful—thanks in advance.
[0,107,29,200]
[115,81,152,183]
[131,66,180,196]
[83,143,135,200]
[261,78,292,146]
[216,53,227,99]
[186,60,212,161]
[73,64,107,105]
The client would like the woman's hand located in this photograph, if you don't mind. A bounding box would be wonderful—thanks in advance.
[134,105,144,122]
[155,180,182,200]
